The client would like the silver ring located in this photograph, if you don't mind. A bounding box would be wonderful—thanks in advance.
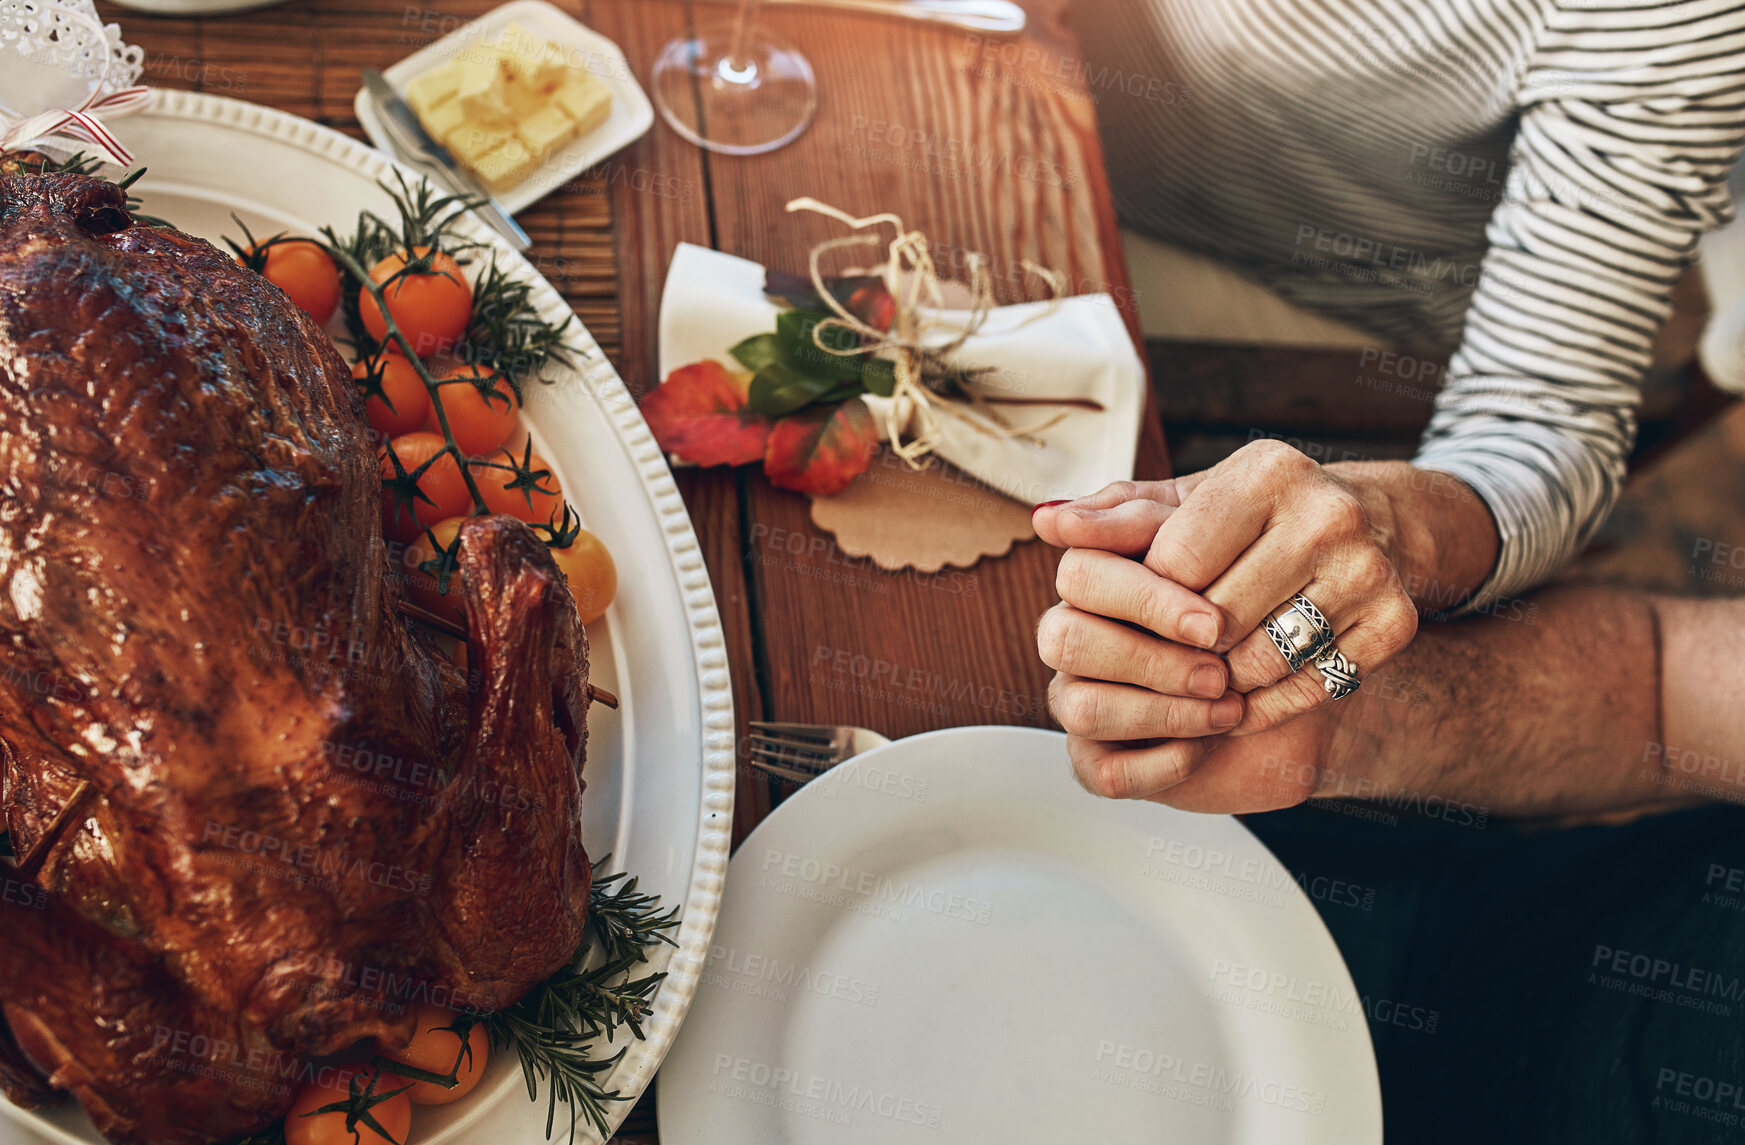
[1314,646,1362,699]
[1262,593,1335,672]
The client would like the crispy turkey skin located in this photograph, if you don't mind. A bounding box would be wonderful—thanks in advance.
[0,174,593,1144]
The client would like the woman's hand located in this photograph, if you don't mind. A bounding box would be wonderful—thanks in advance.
[1037,441,1434,744]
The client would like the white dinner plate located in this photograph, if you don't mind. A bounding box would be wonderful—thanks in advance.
[0,90,733,1145]
[353,0,656,216]
[658,726,1382,1145]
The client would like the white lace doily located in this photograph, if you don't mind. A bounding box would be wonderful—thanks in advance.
[0,0,143,124]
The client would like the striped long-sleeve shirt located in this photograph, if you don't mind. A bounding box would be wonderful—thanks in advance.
[1080,0,1745,609]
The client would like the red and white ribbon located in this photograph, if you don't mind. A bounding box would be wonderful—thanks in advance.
[0,85,152,168]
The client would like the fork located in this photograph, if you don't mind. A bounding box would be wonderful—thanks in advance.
[747,721,893,785]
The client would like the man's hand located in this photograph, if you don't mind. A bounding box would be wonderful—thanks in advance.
[1037,441,1434,739]
[1057,582,1707,824]
[1062,704,1333,812]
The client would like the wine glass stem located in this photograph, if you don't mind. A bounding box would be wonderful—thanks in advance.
[727,0,764,71]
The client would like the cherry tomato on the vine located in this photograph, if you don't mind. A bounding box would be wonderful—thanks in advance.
[381,431,471,541]
[473,449,564,527]
[243,239,340,324]
[285,1065,411,1145]
[426,364,519,458]
[401,517,469,626]
[550,528,617,626]
[360,247,472,357]
[377,1004,490,1106]
[354,352,430,438]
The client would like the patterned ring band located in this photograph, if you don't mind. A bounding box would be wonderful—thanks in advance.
[1261,593,1336,672]
[1314,646,1362,699]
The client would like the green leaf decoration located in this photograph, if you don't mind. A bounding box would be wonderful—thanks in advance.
[861,355,897,397]
[748,359,842,417]
[776,309,866,383]
[729,332,783,374]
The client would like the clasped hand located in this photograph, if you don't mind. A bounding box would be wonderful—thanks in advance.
[1035,440,1419,804]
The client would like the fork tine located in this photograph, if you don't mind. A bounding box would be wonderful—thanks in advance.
[746,721,887,793]
[748,758,827,785]
[749,732,846,755]
[749,720,837,741]
[749,743,839,770]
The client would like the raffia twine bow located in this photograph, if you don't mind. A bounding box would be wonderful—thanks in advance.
[784,196,1074,470]
[1,84,151,169]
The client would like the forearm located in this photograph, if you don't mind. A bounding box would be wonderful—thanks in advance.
[1317,584,1698,819]
[1327,460,1499,614]
[1656,596,1745,801]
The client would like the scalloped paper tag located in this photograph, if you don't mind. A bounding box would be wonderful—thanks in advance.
[808,448,1037,572]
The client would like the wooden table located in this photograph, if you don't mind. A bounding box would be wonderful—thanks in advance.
[96,1,1170,1138]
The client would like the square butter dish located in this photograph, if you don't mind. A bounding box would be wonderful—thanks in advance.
[353,0,654,215]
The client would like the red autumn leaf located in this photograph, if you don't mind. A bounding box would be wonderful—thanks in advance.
[845,281,896,333]
[640,359,772,467]
[763,398,878,497]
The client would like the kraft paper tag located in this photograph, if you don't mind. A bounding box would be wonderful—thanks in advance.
[808,448,1037,572]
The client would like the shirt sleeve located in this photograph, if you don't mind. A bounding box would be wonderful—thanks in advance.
[1412,0,1745,613]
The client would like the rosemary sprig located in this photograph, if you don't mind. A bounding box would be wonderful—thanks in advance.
[464,255,577,396]
[480,855,679,1143]
[322,208,396,351]
[3,150,105,177]
[379,168,485,262]
[485,957,665,1142]
[587,863,682,966]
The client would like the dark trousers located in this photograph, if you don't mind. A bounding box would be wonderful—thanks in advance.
[1245,802,1745,1144]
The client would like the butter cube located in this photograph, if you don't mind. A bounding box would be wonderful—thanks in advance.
[502,71,544,118]
[446,121,512,166]
[554,74,612,136]
[515,103,577,158]
[405,62,461,116]
[419,97,468,143]
[475,137,539,191]
[495,24,565,88]
[453,48,511,119]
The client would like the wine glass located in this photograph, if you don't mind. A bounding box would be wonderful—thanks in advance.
[651,0,818,156]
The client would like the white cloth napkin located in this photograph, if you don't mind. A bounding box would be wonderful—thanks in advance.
[656,242,1146,504]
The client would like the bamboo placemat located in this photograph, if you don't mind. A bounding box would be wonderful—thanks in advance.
[102,0,625,370]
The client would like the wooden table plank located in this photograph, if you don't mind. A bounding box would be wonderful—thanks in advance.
[578,0,778,846]
[642,0,1167,745]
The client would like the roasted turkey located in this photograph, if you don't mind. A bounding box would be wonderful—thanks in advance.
[0,173,595,1144]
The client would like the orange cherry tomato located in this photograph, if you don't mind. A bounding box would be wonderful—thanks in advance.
[550,528,616,626]
[378,1004,490,1106]
[426,365,520,458]
[401,516,469,625]
[360,247,473,358]
[381,431,471,541]
[354,353,431,438]
[473,449,564,526]
[243,239,341,324]
[285,1065,411,1145]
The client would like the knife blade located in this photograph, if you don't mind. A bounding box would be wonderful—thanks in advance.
[361,68,532,252]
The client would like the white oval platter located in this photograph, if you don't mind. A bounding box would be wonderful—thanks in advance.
[0,88,733,1145]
